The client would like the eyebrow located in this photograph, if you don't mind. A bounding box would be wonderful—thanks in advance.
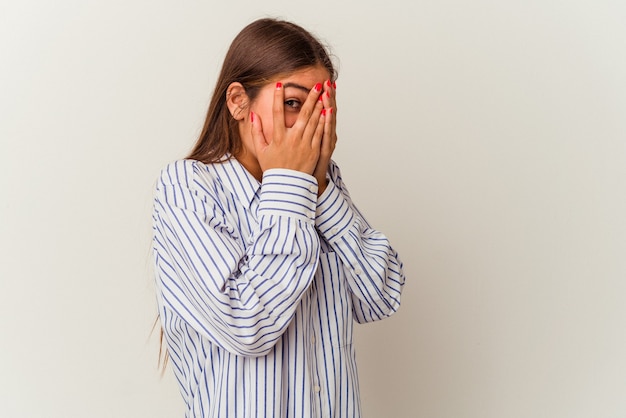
[282,82,311,94]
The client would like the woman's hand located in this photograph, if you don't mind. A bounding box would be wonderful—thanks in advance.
[313,80,338,196]
[251,82,325,176]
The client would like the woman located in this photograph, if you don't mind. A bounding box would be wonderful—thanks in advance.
[152,17,405,417]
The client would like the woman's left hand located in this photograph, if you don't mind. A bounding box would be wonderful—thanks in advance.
[314,80,337,196]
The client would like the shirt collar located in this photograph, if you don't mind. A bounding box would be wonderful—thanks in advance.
[214,156,261,209]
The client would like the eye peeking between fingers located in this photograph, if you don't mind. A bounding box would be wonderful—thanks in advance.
[284,99,302,111]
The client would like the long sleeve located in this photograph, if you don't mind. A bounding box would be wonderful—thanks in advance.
[315,161,405,323]
[152,160,320,356]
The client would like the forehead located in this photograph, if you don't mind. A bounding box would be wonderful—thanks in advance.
[275,65,330,90]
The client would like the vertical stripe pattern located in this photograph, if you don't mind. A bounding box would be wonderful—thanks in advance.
[152,158,405,417]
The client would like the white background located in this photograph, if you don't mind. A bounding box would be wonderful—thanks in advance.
[1,1,625,417]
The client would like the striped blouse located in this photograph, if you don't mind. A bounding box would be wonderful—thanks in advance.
[152,157,405,417]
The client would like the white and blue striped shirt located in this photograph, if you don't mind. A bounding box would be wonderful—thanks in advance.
[152,157,405,417]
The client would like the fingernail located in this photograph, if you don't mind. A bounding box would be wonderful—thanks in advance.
[250,111,255,122]
[326,91,330,98]
[332,81,337,89]
[327,108,333,114]
[276,82,282,89]
[314,83,322,92]
[321,109,327,116]
[326,80,331,88]
[318,95,323,102]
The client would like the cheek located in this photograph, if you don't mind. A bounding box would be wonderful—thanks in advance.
[284,113,298,128]
[261,117,273,141]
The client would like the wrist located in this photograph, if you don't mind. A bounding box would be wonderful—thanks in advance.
[317,178,328,197]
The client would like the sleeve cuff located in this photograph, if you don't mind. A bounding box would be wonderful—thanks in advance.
[315,178,355,240]
[258,169,318,222]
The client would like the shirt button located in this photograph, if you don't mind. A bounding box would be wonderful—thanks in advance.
[310,336,315,344]
[331,227,338,235]
[314,386,321,393]
[309,185,316,193]
[354,267,363,275]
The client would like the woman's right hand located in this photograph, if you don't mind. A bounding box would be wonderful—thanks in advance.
[251,82,325,175]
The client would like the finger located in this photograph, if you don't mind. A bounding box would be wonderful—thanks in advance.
[329,106,337,144]
[272,82,285,142]
[321,79,336,110]
[321,80,337,137]
[321,108,336,155]
[301,100,324,144]
[292,82,323,132]
[325,107,335,143]
[311,107,326,151]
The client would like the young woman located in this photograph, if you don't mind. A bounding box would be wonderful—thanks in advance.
[152,18,405,418]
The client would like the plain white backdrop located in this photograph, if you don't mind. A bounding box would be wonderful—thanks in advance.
[1,1,625,417]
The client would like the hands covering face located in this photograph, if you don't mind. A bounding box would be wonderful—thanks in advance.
[313,80,337,195]
[250,78,337,196]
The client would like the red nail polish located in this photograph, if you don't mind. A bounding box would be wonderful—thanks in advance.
[318,95,323,101]
[321,109,327,116]
[314,83,322,92]
[327,108,333,114]
[276,82,282,89]
[250,111,254,122]
[332,81,336,89]
[326,80,331,88]
[326,91,330,98]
